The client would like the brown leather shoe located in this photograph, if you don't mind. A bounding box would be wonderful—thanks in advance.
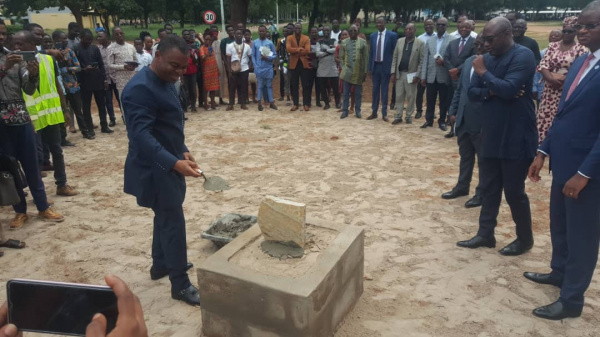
[290,105,299,111]
[366,114,377,120]
[241,105,249,110]
[382,116,390,122]
[10,213,29,230]
[304,105,310,111]
[56,185,79,196]
[226,105,233,111]
[38,207,64,222]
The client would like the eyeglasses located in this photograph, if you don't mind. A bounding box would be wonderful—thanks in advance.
[562,29,576,34]
[481,29,509,43]
[574,22,600,31]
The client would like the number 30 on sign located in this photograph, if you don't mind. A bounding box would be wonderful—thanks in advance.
[204,11,216,24]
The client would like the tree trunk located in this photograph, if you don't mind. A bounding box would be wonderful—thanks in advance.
[363,8,369,28]
[144,10,149,28]
[179,9,185,28]
[229,0,250,26]
[349,0,361,24]
[308,0,319,29]
[100,12,111,38]
[68,6,84,26]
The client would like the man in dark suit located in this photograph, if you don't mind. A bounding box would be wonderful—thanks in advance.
[122,35,201,306]
[442,35,485,208]
[525,0,600,320]
[457,17,537,256]
[444,20,476,138]
[367,16,398,122]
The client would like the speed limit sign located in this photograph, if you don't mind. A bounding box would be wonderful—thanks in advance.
[203,10,217,24]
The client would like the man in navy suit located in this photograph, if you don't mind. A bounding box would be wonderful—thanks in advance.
[526,0,600,320]
[122,35,201,306]
[442,35,485,208]
[457,17,537,256]
[367,16,397,122]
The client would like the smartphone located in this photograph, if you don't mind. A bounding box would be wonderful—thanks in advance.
[7,279,118,336]
[12,51,36,62]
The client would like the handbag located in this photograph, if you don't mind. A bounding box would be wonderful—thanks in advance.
[0,171,20,206]
[230,43,245,74]
[0,155,27,189]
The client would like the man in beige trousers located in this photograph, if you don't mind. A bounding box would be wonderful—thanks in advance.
[391,23,426,124]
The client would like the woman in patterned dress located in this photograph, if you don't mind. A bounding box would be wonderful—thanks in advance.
[200,33,220,110]
[537,16,587,143]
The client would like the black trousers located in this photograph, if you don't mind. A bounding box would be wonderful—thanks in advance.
[425,81,450,125]
[290,62,311,106]
[81,90,107,128]
[37,124,67,187]
[228,70,249,106]
[319,77,340,106]
[66,91,89,134]
[183,74,197,109]
[104,81,118,122]
[152,204,191,292]
[416,83,426,113]
[391,83,396,106]
[455,132,482,195]
[477,158,534,243]
[196,70,204,106]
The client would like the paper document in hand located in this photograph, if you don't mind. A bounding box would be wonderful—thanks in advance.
[407,72,418,83]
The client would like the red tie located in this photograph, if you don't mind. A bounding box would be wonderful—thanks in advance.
[458,39,465,54]
[376,32,382,62]
[566,53,595,100]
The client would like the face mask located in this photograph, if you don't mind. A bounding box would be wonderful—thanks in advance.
[318,31,323,37]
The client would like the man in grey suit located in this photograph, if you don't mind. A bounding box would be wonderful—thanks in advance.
[444,20,477,138]
[442,35,486,208]
[420,17,457,131]
[390,23,425,124]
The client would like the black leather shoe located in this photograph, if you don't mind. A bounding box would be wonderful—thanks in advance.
[150,262,194,280]
[61,140,76,147]
[109,120,116,127]
[101,127,114,134]
[532,301,581,320]
[392,119,402,125]
[441,189,468,199]
[420,122,433,128]
[366,114,377,120]
[465,195,482,208]
[172,285,201,307]
[415,111,422,119]
[457,235,496,249]
[439,123,447,131]
[523,272,562,288]
[445,130,455,138]
[499,239,533,256]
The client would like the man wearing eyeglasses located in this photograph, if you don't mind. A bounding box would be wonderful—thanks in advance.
[457,17,537,258]
[526,0,600,321]
[420,17,457,131]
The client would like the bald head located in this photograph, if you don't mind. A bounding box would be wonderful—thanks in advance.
[482,17,514,56]
[488,17,512,33]
[11,30,37,51]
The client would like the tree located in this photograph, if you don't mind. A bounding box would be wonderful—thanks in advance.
[229,0,249,26]
[2,0,89,26]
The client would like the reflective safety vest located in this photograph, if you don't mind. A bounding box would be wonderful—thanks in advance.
[23,54,64,131]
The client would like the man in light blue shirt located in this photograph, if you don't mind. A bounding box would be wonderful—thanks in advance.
[252,25,278,111]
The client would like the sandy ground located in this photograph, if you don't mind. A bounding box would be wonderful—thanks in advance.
[1,101,599,337]
[1,22,597,337]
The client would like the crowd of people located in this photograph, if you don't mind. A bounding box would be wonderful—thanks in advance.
[1,0,600,330]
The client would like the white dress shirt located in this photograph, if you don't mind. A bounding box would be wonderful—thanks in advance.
[417,32,434,44]
[450,30,477,38]
[577,49,600,85]
[375,29,387,62]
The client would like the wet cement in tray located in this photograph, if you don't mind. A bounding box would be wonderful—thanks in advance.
[207,213,257,238]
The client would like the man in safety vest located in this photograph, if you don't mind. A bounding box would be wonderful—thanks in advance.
[13,30,79,197]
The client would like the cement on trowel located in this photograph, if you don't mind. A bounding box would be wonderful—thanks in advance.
[260,240,304,259]
[203,175,231,191]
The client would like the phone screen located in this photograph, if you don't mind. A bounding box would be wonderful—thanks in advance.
[7,279,118,336]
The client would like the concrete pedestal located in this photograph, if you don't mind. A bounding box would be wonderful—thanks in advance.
[197,223,364,337]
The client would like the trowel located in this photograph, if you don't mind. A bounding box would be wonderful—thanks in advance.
[197,169,231,191]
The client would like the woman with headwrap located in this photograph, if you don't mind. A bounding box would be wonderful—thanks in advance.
[537,16,588,143]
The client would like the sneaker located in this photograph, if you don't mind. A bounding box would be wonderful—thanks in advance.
[10,213,29,230]
[38,207,64,222]
[57,185,79,196]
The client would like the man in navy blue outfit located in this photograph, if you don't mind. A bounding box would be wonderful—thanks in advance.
[122,34,201,306]
[457,17,538,256]
[367,16,397,122]
[526,0,600,320]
